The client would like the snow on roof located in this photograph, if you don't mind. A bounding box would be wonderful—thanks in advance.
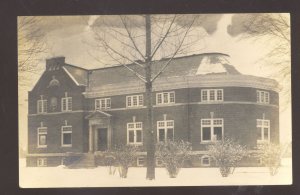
[196,54,235,75]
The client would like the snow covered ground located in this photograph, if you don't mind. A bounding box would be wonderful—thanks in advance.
[19,158,292,188]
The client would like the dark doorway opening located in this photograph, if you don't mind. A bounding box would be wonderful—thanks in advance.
[97,128,108,151]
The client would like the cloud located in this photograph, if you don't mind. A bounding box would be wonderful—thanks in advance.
[227,14,259,36]
[91,14,223,35]
[176,14,223,34]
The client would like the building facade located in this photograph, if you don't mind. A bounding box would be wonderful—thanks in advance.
[26,53,280,167]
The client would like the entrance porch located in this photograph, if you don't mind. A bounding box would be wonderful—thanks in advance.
[85,110,112,153]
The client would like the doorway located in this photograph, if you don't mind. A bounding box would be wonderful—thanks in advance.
[97,128,108,151]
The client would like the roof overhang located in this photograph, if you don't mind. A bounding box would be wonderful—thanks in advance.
[83,75,280,98]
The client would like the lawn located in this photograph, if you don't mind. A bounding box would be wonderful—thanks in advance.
[19,158,292,188]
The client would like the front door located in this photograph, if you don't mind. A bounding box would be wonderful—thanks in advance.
[98,128,108,151]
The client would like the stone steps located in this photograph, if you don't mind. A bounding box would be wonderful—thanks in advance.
[67,153,96,169]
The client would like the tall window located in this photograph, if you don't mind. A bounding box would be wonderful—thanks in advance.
[61,92,72,111]
[157,120,174,142]
[95,98,111,110]
[37,126,47,148]
[201,89,223,102]
[201,118,223,142]
[37,96,47,114]
[61,126,72,147]
[126,95,143,107]
[257,119,270,143]
[156,92,175,105]
[257,90,270,104]
[127,122,143,145]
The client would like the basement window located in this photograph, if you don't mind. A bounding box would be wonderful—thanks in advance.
[137,157,145,167]
[37,158,47,167]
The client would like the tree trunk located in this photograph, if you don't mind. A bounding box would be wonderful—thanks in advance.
[145,14,155,180]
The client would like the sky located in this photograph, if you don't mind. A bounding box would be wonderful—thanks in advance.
[18,14,291,150]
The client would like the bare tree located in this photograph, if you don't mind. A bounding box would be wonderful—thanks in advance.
[228,13,290,109]
[90,14,205,180]
[18,16,48,86]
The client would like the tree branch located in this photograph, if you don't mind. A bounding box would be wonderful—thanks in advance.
[120,16,146,61]
[151,17,196,82]
[150,15,177,58]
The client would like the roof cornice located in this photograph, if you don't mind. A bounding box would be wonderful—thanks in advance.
[83,75,280,98]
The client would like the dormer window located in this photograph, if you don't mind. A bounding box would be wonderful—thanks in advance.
[201,89,223,102]
[61,92,72,112]
[257,90,270,104]
[37,95,47,114]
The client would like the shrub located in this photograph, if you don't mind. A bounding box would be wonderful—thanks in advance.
[258,143,282,176]
[156,140,192,178]
[110,145,138,178]
[207,138,247,177]
[103,153,116,175]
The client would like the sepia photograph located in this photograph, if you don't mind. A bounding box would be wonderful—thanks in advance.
[18,14,292,187]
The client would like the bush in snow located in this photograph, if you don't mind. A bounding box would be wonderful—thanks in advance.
[110,145,138,178]
[258,143,282,176]
[103,152,116,175]
[156,140,192,178]
[207,138,247,177]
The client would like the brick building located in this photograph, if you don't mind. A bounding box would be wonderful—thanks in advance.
[26,53,280,167]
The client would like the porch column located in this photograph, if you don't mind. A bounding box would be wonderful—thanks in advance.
[94,128,98,151]
[108,121,112,150]
[89,125,94,153]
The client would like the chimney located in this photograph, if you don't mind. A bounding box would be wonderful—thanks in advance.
[46,56,65,71]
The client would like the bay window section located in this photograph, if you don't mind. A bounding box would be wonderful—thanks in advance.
[257,119,270,144]
[157,120,174,142]
[201,118,224,142]
[201,89,223,102]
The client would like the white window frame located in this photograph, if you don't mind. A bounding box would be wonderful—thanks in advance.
[95,98,111,110]
[201,89,223,102]
[37,127,47,148]
[156,91,175,105]
[37,97,47,114]
[256,119,270,143]
[257,90,270,104]
[61,93,72,112]
[157,120,174,142]
[201,155,211,166]
[201,118,224,143]
[127,122,143,145]
[61,125,72,147]
[37,158,47,167]
[126,95,143,108]
[137,156,145,167]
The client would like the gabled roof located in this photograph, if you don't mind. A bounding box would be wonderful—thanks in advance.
[85,110,112,119]
[63,64,88,86]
